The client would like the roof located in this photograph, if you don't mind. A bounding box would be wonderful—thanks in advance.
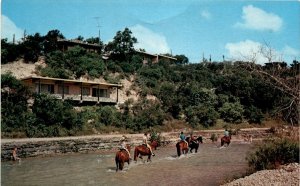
[57,39,101,48]
[135,50,177,61]
[20,76,122,88]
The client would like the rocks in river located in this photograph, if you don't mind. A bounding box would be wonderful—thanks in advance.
[222,163,300,186]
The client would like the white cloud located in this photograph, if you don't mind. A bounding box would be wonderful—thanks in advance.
[281,45,300,62]
[225,40,267,64]
[226,41,300,64]
[130,24,171,54]
[282,45,300,57]
[200,10,211,20]
[1,15,24,42]
[235,5,283,32]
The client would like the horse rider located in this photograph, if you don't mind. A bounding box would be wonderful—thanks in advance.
[224,129,230,138]
[143,132,155,156]
[120,135,131,160]
[179,131,188,146]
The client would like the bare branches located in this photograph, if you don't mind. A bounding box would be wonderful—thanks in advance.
[240,42,299,124]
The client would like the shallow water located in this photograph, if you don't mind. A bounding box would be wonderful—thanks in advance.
[1,143,252,186]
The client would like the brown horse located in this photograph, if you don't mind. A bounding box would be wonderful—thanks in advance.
[221,135,231,147]
[134,141,158,162]
[176,140,189,156]
[115,144,131,171]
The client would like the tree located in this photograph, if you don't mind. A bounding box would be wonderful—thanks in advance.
[219,101,244,123]
[76,35,84,41]
[106,28,137,61]
[242,43,299,125]
[1,73,31,132]
[174,54,189,64]
[43,29,65,53]
[21,33,44,62]
[1,39,20,63]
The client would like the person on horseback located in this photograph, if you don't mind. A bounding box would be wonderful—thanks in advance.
[120,135,131,160]
[179,131,188,146]
[143,132,155,156]
[224,129,229,137]
[190,134,198,144]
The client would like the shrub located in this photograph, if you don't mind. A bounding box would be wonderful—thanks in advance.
[219,101,244,123]
[246,138,299,171]
[210,133,218,142]
[244,105,264,124]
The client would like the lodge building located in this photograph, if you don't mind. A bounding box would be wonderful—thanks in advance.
[21,76,122,105]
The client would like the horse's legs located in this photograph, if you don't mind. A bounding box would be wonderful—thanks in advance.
[147,155,151,162]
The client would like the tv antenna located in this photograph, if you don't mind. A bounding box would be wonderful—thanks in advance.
[93,17,101,44]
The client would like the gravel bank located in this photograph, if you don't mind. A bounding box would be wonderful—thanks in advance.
[222,163,300,186]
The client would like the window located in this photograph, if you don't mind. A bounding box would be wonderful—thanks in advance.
[92,88,108,97]
[36,84,54,94]
[58,85,69,94]
[82,87,90,96]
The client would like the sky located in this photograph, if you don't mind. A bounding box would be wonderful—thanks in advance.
[2,0,300,64]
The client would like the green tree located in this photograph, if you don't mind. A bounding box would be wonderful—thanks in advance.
[1,39,21,63]
[174,54,189,64]
[21,33,44,62]
[32,94,83,133]
[1,73,31,132]
[219,101,244,123]
[43,29,65,53]
[106,28,137,61]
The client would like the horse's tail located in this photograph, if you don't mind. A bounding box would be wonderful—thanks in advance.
[198,136,203,143]
[134,147,138,161]
[221,137,224,146]
[176,142,181,156]
[115,155,119,172]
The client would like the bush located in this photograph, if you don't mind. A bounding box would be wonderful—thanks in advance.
[219,101,244,123]
[246,138,299,171]
[1,73,31,132]
[210,133,218,142]
[32,94,83,131]
[244,105,264,124]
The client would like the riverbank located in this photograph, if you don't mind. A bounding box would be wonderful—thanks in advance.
[1,128,271,161]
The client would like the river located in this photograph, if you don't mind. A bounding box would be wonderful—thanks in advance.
[1,143,253,186]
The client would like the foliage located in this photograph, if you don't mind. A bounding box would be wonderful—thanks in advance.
[174,54,189,64]
[43,29,65,53]
[247,138,299,171]
[210,133,218,142]
[21,33,44,62]
[149,129,162,145]
[244,105,264,124]
[43,46,105,78]
[1,39,21,63]
[1,73,31,132]
[31,94,83,136]
[219,101,244,123]
[106,27,137,61]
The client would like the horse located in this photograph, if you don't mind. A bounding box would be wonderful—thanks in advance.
[186,136,203,153]
[221,135,231,147]
[134,141,158,162]
[176,140,189,156]
[115,144,131,172]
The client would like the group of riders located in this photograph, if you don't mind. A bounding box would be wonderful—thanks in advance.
[119,129,231,159]
[119,130,213,159]
[119,132,155,160]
